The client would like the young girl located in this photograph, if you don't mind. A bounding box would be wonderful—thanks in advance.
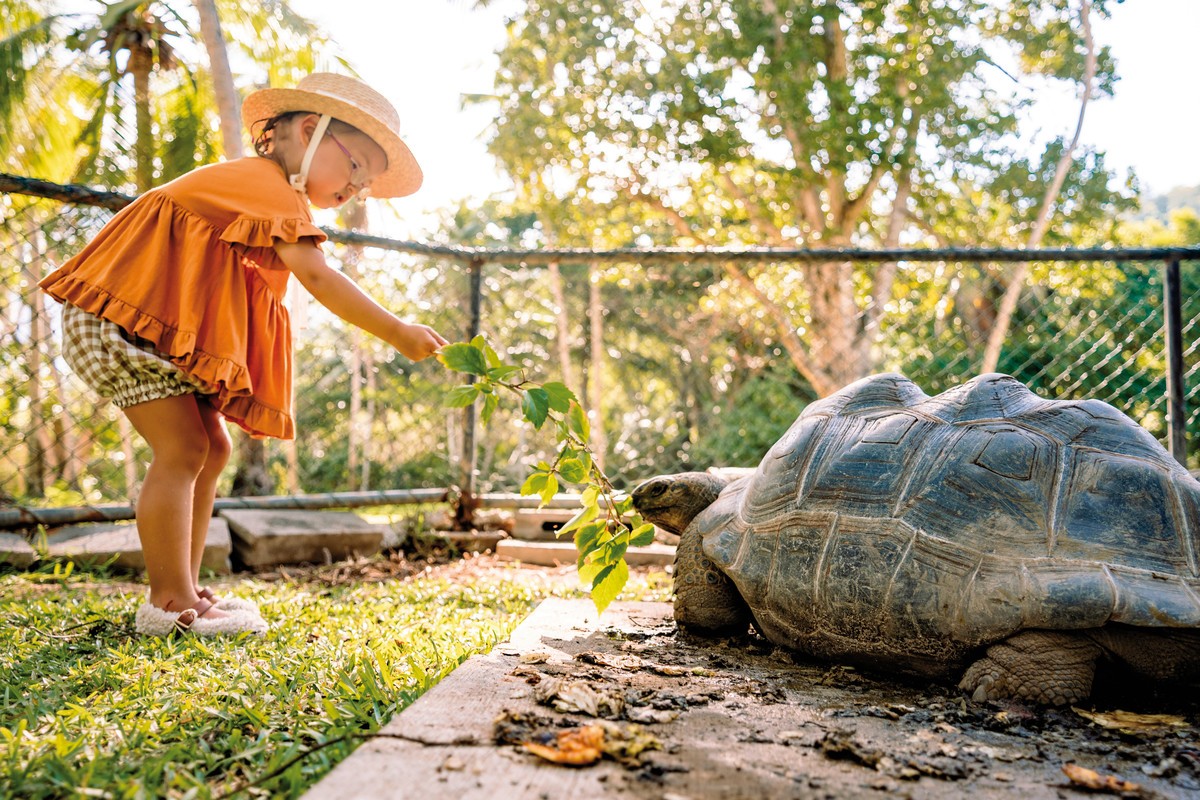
[39,73,448,636]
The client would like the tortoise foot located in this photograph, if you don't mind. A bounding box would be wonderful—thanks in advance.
[959,630,1102,706]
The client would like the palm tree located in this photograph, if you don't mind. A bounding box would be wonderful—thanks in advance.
[1,0,333,501]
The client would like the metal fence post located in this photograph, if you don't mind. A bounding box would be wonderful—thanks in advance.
[455,258,485,527]
[1164,257,1188,466]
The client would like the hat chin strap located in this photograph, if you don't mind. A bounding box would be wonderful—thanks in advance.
[289,114,332,194]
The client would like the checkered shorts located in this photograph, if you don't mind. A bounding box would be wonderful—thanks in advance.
[60,303,206,408]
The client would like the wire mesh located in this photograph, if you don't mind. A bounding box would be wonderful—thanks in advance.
[2,184,1197,517]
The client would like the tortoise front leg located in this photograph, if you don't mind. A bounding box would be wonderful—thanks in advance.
[958,630,1103,705]
[673,525,752,634]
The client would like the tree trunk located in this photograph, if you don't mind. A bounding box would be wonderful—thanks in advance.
[341,200,369,489]
[361,346,376,491]
[548,260,576,388]
[982,0,1096,372]
[586,261,606,471]
[283,282,305,493]
[21,232,49,496]
[130,45,154,193]
[230,435,272,495]
[192,0,243,159]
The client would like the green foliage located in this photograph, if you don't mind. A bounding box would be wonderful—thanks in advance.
[0,560,673,797]
[439,335,652,613]
[0,567,532,798]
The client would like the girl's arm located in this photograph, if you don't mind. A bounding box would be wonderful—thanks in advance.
[274,240,448,361]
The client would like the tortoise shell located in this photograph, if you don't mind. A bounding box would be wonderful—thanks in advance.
[694,373,1200,673]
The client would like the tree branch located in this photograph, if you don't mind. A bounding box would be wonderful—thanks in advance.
[982,0,1096,372]
[718,170,786,244]
[721,259,829,394]
[759,0,826,234]
[865,169,913,339]
[823,5,849,229]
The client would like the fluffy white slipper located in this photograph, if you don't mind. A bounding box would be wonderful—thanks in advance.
[197,587,260,613]
[135,601,268,637]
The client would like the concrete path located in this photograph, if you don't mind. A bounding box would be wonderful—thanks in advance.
[302,599,1200,800]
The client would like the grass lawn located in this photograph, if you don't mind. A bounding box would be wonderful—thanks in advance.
[0,553,672,798]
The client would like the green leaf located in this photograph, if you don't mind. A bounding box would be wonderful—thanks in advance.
[558,457,588,484]
[557,502,599,539]
[604,535,628,565]
[574,521,607,566]
[480,392,499,425]
[543,381,576,413]
[486,365,523,382]
[566,401,590,442]
[471,335,503,368]
[522,388,551,429]
[578,558,606,588]
[438,343,488,376]
[539,473,559,507]
[581,485,600,507]
[520,472,548,498]
[444,384,481,408]
[628,523,656,547]
[590,559,629,615]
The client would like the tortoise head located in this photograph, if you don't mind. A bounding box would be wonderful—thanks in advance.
[631,471,731,536]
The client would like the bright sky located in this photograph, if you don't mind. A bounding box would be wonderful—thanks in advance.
[293,0,1199,234]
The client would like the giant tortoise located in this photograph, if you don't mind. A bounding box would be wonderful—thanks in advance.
[632,373,1200,704]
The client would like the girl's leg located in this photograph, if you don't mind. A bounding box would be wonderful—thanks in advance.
[121,394,229,617]
[190,400,232,590]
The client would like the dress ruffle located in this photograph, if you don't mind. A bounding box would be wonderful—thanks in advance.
[221,216,327,249]
[39,165,316,440]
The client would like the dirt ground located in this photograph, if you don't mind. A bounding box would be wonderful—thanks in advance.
[492,603,1200,799]
[242,553,1200,799]
[299,548,1200,800]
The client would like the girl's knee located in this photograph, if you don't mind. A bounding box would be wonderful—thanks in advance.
[206,426,233,470]
[153,430,211,476]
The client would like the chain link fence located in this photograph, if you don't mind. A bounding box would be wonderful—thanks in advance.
[2,177,1198,525]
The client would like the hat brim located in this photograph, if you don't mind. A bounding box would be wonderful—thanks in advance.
[242,87,422,198]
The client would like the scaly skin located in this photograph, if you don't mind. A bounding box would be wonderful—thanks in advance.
[632,473,751,634]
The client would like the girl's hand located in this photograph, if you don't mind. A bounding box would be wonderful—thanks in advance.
[394,321,449,361]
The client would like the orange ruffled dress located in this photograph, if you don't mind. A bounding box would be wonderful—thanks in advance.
[39,157,327,440]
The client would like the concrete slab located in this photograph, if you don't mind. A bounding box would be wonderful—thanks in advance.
[512,509,575,541]
[431,531,508,553]
[302,598,1200,800]
[221,509,383,567]
[44,519,231,574]
[0,532,37,567]
[301,600,664,800]
[496,539,675,567]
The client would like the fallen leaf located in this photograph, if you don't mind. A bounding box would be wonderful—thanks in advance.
[520,652,553,664]
[519,721,663,768]
[818,730,883,768]
[595,720,663,764]
[575,651,646,670]
[1062,762,1143,794]
[626,706,679,724]
[533,677,625,718]
[1072,707,1189,735]
[523,725,605,766]
[509,665,542,682]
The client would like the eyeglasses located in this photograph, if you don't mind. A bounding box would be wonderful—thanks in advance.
[327,132,371,199]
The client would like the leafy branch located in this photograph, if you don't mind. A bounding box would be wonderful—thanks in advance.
[438,336,655,613]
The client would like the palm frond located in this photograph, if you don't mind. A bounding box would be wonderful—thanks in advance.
[0,11,60,154]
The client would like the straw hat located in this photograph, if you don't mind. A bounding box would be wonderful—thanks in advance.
[242,73,422,198]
